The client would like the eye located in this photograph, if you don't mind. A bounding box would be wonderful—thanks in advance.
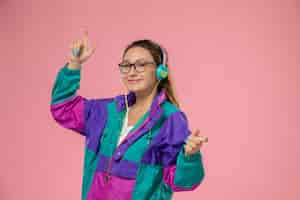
[136,63,146,67]
[135,61,147,67]
[119,62,130,68]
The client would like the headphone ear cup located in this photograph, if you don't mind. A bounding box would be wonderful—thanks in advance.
[156,64,168,81]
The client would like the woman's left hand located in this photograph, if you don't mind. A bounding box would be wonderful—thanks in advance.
[184,129,208,156]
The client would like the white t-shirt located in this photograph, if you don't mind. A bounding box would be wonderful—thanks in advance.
[117,107,134,146]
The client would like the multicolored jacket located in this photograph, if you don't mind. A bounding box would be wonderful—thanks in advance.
[50,63,205,200]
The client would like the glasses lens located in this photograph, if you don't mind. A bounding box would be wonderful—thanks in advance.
[119,64,130,73]
[135,62,146,72]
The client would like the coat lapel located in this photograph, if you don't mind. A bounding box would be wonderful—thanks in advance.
[112,88,168,161]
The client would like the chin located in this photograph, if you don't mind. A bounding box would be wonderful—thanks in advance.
[126,83,142,91]
[127,85,148,93]
[127,87,143,93]
[125,80,154,93]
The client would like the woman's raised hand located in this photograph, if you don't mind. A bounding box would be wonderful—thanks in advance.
[184,129,208,156]
[68,29,96,69]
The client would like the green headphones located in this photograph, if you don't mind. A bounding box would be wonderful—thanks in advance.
[156,46,169,81]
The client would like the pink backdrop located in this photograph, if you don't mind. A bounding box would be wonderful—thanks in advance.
[0,0,299,199]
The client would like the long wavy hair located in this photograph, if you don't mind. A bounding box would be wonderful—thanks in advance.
[122,39,180,108]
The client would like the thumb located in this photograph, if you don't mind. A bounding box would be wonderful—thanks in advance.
[82,44,96,63]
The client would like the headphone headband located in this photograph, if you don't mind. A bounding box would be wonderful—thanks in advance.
[160,45,167,66]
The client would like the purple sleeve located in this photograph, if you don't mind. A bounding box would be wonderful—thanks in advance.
[50,96,93,137]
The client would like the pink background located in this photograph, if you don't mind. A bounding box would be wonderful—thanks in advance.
[0,0,299,199]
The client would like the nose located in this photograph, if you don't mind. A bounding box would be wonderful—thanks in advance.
[127,65,138,75]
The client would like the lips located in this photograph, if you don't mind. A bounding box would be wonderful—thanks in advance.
[128,79,142,83]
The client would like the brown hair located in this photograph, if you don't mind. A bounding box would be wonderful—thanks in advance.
[122,39,180,108]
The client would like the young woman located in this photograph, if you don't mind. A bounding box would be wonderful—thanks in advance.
[50,30,208,200]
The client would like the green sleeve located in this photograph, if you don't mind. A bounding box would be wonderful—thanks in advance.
[51,62,82,104]
[173,146,205,189]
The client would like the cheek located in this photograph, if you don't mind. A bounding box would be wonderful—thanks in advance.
[120,76,126,83]
[142,72,157,85]
[121,77,129,87]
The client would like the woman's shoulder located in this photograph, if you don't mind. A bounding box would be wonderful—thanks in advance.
[156,101,190,150]
[160,101,190,136]
[161,100,185,119]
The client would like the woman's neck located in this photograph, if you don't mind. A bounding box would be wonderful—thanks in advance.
[131,88,157,112]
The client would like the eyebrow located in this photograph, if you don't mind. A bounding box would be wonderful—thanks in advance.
[122,58,147,63]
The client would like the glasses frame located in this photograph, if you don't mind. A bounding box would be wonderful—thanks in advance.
[118,60,156,74]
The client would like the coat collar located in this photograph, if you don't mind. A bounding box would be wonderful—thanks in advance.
[112,88,168,161]
[114,88,167,113]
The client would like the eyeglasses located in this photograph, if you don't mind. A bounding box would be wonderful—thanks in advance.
[118,60,156,73]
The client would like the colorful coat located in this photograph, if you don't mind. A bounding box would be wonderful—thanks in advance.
[50,63,205,200]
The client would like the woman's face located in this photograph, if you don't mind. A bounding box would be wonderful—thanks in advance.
[120,47,157,94]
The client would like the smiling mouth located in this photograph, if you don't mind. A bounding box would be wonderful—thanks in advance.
[128,79,142,83]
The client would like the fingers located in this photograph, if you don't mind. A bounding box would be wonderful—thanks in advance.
[80,28,97,56]
[69,39,83,60]
[70,39,84,53]
[69,29,88,52]
[185,129,208,151]
[184,129,208,155]
[184,144,193,154]
[187,134,208,144]
[192,129,207,140]
[68,28,96,64]
[184,141,201,156]
[186,140,199,149]
[82,29,90,49]
[82,28,97,53]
